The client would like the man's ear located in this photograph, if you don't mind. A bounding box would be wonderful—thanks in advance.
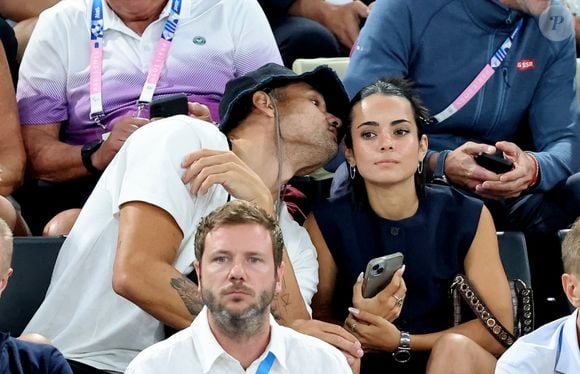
[562,273,580,308]
[0,268,13,295]
[193,261,202,292]
[252,91,275,118]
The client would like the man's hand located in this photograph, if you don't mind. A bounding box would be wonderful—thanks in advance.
[351,267,406,322]
[188,102,213,123]
[92,116,149,170]
[442,142,500,190]
[474,141,536,199]
[181,149,274,213]
[290,319,364,368]
[289,0,369,50]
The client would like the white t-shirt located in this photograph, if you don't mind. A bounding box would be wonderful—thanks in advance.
[23,117,318,373]
[17,0,282,145]
[126,306,351,374]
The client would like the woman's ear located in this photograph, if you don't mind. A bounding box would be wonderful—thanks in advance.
[418,134,428,162]
[345,147,356,167]
[252,91,275,118]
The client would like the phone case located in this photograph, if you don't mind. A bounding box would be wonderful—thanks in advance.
[149,93,189,119]
[362,252,404,298]
[474,152,513,174]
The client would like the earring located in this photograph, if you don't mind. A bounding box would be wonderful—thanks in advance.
[417,159,424,174]
[349,165,357,180]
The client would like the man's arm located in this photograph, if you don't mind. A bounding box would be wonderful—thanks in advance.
[0,43,25,196]
[113,201,202,329]
[0,0,58,22]
[22,118,149,182]
[287,0,369,49]
[343,0,411,96]
[525,35,580,191]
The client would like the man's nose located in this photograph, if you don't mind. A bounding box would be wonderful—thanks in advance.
[326,113,342,128]
[228,261,247,280]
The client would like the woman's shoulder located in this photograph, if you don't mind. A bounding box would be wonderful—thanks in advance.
[424,184,483,211]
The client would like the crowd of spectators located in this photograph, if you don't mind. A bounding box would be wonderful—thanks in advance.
[0,1,579,374]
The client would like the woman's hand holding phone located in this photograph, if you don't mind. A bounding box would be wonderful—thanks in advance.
[351,266,406,322]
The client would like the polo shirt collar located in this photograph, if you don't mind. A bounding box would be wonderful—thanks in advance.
[555,309,580,374]
[192,307,287,373]
[101,0,172,33]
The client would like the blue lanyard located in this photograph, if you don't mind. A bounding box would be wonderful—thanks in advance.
[255,351,275,374]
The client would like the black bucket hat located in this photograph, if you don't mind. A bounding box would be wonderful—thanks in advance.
[219,63,349,141]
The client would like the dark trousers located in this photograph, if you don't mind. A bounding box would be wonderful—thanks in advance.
[67,360,109,374]
[268,15,343,68]
[13,176,99,235]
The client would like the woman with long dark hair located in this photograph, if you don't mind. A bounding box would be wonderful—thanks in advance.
[305,77,513,373]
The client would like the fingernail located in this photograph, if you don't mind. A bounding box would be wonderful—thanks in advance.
[357,348,364,357]
[357,272,363,282]
[348,307,360,315]
[488,147,494,153]
[400,265,406,274]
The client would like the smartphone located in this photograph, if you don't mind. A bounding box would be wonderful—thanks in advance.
[362,252,404,298]
[149,93,189,119]
[474,151,513,174]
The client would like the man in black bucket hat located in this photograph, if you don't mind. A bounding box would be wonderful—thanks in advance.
[21,63,362,373]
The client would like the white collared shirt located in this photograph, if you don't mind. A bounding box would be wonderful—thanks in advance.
[126,307,351,374]
[496,310,580,373]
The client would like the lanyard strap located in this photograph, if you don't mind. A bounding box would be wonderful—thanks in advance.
[431,18,523,124]
[255,351,275,374]
[88,0,182,126]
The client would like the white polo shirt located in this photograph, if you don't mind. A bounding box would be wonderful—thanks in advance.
[126,306,351,374]
[23,117,319,373]
[17,0,282,145]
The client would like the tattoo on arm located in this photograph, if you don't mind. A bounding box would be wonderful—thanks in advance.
[271,277,290,323]
[170,275,204,317]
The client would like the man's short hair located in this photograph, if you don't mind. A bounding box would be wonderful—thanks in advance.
[562,218,580,277]
[194,201,284,267]
[0,219,13,274]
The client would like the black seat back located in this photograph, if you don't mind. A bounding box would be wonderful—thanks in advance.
[497,231,532,286]
[0,236,65,336]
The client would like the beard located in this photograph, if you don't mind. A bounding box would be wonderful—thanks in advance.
[202,282,276,340]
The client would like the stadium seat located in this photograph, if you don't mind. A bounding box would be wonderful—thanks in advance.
[0,236,65,336]
[292,57,350,81]
[558,229,570,245]
[497,231,532,286]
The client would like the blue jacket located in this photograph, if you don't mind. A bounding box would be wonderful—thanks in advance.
[344,0,580,191]
[0,333,72,374]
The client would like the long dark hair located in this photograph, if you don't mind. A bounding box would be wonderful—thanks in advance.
[345,77,429,205]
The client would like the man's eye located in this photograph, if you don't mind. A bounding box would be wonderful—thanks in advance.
[311,99,320,106]
[249,257,263,264]
[213,256,228,263]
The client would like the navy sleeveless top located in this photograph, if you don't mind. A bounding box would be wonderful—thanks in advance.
[313,184,483,334]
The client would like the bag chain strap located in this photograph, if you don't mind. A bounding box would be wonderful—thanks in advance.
[451,274,516,348]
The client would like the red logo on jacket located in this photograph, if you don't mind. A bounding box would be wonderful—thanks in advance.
[516,59,535,71]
